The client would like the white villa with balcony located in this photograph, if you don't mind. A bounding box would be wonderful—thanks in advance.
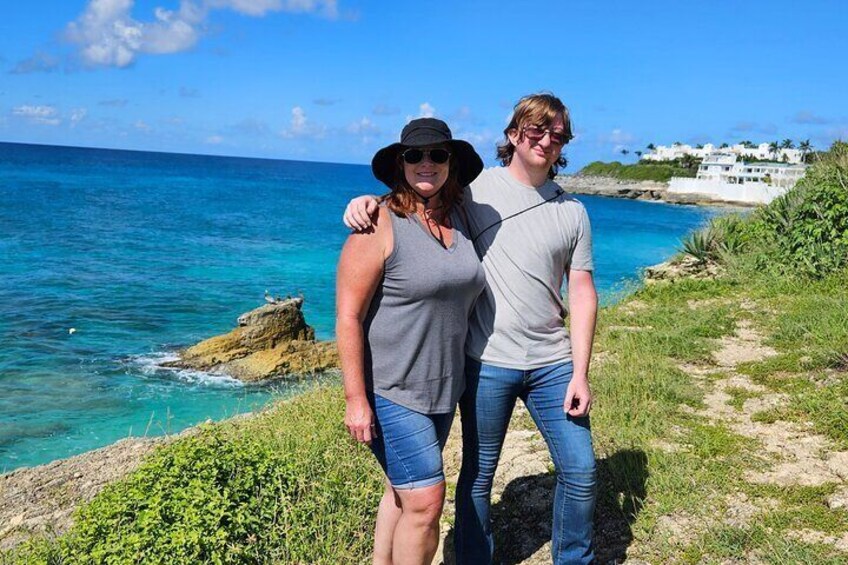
[644,142,805,165]
[668,153,808,204]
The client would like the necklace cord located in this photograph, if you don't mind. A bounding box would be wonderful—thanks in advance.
[471,188,564,244]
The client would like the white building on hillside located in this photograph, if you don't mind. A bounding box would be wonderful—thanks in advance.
[643,142,805,164]
[668,153,808,204]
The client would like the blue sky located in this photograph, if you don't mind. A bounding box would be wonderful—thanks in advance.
[1,0,846,169]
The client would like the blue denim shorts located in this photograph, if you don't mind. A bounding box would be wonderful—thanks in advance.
[369,394,455,490]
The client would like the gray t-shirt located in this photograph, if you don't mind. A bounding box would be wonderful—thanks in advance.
[463,167,594,369]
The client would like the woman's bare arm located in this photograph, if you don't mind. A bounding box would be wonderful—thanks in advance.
[336,207,392,443]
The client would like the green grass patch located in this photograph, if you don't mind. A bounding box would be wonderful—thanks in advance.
[725,386,760,411]
[685,523,848,564]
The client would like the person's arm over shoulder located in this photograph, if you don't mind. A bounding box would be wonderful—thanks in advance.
[336,206,393,443]
[343,194,380,231]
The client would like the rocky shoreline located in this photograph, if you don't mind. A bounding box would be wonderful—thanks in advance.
[556,174,756,207]
[1,435,171,549]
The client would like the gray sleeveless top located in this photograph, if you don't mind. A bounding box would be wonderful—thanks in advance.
[363,206,485,414]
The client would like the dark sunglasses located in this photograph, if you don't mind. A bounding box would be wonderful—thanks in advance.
[402,148,451,165]
[522,126,570,146]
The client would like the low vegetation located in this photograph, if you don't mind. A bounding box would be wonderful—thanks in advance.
[681,141,848,277]
[6,388,383,564]
[580,159,698,182]
[5,143,847,563]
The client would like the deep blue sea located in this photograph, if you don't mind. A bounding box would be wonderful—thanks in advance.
[0,142,719,472]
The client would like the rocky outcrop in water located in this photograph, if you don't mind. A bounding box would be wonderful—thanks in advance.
[163,297,338,382]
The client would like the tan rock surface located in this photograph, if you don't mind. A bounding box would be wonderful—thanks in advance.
[164,298,338,382]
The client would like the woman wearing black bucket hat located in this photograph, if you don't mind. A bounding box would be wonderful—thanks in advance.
[337,118,485,564]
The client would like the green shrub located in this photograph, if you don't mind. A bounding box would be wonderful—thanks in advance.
[579,161,696,182]
[12,387,383,564]
[683,142,848,278]
[680,214,747,264]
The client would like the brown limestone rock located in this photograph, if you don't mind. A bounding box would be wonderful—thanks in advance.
[164,298,338,382]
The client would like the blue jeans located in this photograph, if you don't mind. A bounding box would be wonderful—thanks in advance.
[455,360,596,565]
[369,394,455,489]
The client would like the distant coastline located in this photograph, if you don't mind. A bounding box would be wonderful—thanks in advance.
[556,174,759,208]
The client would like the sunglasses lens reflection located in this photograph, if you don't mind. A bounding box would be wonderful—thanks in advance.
[524,126,567,145]
[403,149,424,164]
[403,149,450,165]
[429,149,450,164]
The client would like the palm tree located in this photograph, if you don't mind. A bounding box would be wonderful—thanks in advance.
[621,149,630,157]
[635,150,643,159]
[768,141,780,160]
[646,143,656,151]
[799,139,812,162]
[780,139,794,149]
[681,153,699,172]
[719,143,729,149]
[695,143,704,149]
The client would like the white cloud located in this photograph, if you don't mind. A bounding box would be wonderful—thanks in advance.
[10,51,60,74]
[205,134,224,144]
[406,102,436,123]
[454,129,498,151]
[291,106,306,133]
[418,102,435,118]
[208,0,338,18]
[70,108,88,127]
[280,106,325,138]
[12,105,61,126]
[346,116,380,135]
[134,119,151,131]
[64,0,339,68]
[346,116,380,144]
[600,128,636,153]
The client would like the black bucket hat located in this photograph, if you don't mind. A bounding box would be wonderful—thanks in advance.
[371,118,484,189]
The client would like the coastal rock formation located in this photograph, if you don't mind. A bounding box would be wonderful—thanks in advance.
[643,256,723,283]
[556,175,750,207]
[164,298,338,382]
[556,175,670,201]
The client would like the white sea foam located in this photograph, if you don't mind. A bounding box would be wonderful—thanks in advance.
[128,352,245,388]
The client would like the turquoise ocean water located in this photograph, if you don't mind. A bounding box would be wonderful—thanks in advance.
[0,142,719,472]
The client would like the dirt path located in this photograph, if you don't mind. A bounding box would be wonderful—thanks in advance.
[653,308,848,557]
